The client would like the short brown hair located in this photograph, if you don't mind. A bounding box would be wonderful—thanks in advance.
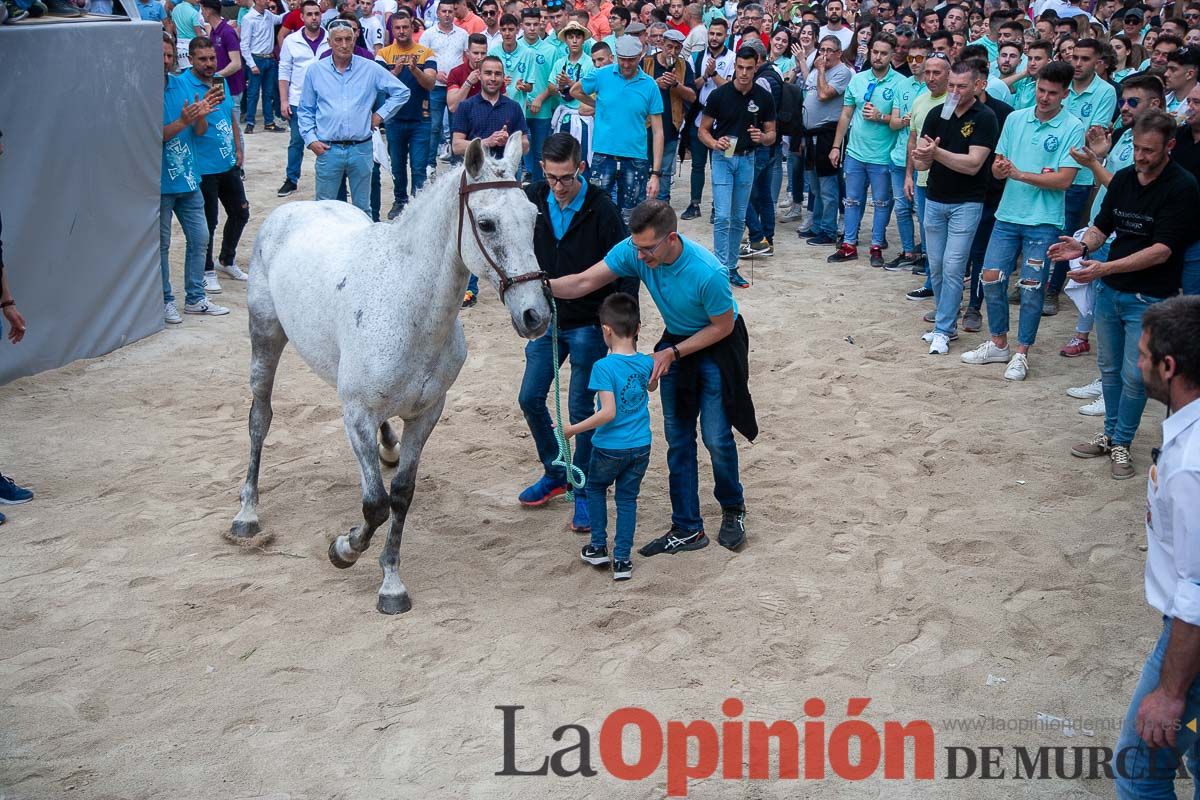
[628,200,677,237]
[1132,109,1177,143]
[598,292,640,338]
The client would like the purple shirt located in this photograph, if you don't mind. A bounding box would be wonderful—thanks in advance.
[212,19,246,96]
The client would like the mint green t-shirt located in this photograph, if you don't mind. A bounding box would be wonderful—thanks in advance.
[1088,128,1134,223]
[1065,75,1117,185]
[489,40,528,99]
[994,106,1087,228]
[548,53,595,110]
[171,0,202,42]
[514,37,559,120]
[1011,75,1036,110]
[889,76,924,168]
[843,67,905,165]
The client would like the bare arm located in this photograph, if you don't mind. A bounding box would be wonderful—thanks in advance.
[930,143,991,175]
[696,112,719,150]
[670,78,697,104]
[829,103,853,167]
[451,131,471,155]
[413,65,437,91]
[562,391,616,438]
[816,63,841,101]
[549,260,620,299]
[1009,166,1079,190]
[649,114,664,172]
[219,49,243,79]
[447,75,477,112]
[648,308,735,384]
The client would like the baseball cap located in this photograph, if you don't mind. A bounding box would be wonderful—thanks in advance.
[614,34,644,57]
[1123,7,1145,21]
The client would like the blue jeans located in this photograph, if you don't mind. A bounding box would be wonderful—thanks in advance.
[842,155,893,248]
[1183,239,1200,296]
[286,105,304,184]
[589,153,650,221]
[889,164,919,254]
[314,141,373,214]
[806,169,839,238]
[244,56,277,127]
[1113,618,1200,799]
[522,117,553,182]
[787,151,804,205]
[710,150,755,273]
[915,185,932,290]
[980,220,1059,348]
[1050,183,1093,294]
[656,137,680,202]
[966,201,998,310]
[925,199,983,337]
[517,324,608,499]
[160,190,209,306]
[386,117,430,206]
[586,445,651,561]
[427,86,448,170]
[337,162,381,221]
[745,145,780,244]
[1094,280,1166,446]
[657,346,745,532]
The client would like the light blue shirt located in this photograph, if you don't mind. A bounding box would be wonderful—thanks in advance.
[547,181,586,240]
[581,64,664,160]
[1143,397,1200,626]
[986,74,1013,106]
[162,74,200,194]
[604,236,737,335]
[588,352,654,450]
[994,105,1086,229]
[181,70,237,176]
[843,67,905,165]
[889,76,924,168]
[1065,74,1118,184]
[136,0,165,21]
[1088,128,1134,224]
[299,55,410,147]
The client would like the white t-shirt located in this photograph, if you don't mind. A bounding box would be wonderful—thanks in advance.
[819,25,853,50]
[362,16,385,51]
[681,23,706,59]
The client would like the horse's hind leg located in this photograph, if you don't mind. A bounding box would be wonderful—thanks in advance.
[376,395,445,615]
[328,403,390,569]
[379,421,400,468]
[228,314,288,544]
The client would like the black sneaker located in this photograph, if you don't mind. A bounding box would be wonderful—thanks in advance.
[795,228,816,238]
[277,180,297,197]
[906,287,934,301]
[387,201,405,221]
[1042,291,1060,316]
[581,544,610,565]
[709,208,716,225]
[612,559,632,581]
[805,233,837,246]
[883,254,912,272]
[681,204,701,220]
[638,526,709,557]
[718,505,746,550]
[244,123,255,134]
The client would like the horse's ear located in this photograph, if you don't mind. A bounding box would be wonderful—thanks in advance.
[502,131,524,177]
[464,138,486,180]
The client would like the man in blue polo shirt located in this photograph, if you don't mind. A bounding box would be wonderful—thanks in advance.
[548,200,758,557]
[571,35,665,222]
[961,61,1085,381]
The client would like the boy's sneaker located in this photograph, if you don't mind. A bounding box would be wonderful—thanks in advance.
[906,287,934,301]
[581,544,610,566]
[612,559,632,581]
[1068,378,1103,399]
[718,506,746,550]
[204,271,223,294]
[1079,396,1106,416]
[1110,445,1136,480]
[218,262,249,281]
[729,269,750,289]
[1059,336,1090,357]
[1072,433,1111,459]
[806,233,837,246]
[0,474,34,505]
[961,340,1011,365]
[184,298,230,316]
[571,496,591,533]
[638,526,709,557]
[681,204,701,220]
[164,301,183,325]
[518,475,567,507]
[827,243,858,263]
[1003,353,1029,381]
[869,246,885,268]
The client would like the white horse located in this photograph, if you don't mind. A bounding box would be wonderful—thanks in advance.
[228,134,549,614]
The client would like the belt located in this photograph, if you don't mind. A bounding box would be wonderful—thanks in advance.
[327,138,372,146]
[252,53,276,59]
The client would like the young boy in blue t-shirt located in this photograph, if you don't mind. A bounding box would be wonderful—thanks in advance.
[562,293,654,581]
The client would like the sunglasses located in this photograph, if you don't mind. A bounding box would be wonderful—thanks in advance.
[927,52,950,61]
[1186,12,1200,18]
[1120,95,1142,107]
[907,53,926,63]
[327,19,355,31]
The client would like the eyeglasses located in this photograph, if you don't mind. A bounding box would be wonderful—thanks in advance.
[326,19,354,31]
[543,169,579,186]
[927,52,950,61]
[632,233,672,256]
[818,46,839,53]
[907,53,926,63]
[1120,95,1142,107]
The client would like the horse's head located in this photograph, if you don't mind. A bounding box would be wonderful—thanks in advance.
[458,133,551,340]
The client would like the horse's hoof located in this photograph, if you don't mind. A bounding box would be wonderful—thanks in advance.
[328,536,360,569]
[376,592,413,615]
[228,519,261,539]
[378,443,400,468]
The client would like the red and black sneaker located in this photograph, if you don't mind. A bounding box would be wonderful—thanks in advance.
[869,246,885,268]
[826,243,859,263]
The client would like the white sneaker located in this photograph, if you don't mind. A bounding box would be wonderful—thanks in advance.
[777,198,793,210]
[1067,377,1103,399]
[961,340,1011,365]
[204,271,223,294]
[928,333,950,355]
[779,204,805,222]
[1004,353,1029,381]
[218,262,249,281]
[164,301,182,324]
[1079,396,1106,416]
[921,329,959,343]
[184,297,230,316]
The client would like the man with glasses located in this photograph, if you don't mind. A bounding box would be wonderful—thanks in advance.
[1120,7,1146,44]
[602,5,630,51]
[891,24,915,76]
[516,133,631,531]
[480,0,503,49]
[799,35,852,247]
[549,199,757,558]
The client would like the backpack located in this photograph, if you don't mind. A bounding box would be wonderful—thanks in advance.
[776,80,805,137]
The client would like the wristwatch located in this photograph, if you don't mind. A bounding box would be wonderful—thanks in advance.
[649,170,662,177]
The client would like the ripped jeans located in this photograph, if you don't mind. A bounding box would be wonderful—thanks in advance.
[979,221,1059,348]
[842,155,893,248]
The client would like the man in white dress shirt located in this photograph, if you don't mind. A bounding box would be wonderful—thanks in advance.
[1113,295,1200,797]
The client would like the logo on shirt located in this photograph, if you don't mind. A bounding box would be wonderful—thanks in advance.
[1043,134,1060,153]
[618,373,648,413]
[961,121,974,138]
[882,87,894,101]
[1080,101,1094,119]
[535,54,547,65]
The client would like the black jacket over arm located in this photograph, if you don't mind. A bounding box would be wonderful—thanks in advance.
[525,181,638,329]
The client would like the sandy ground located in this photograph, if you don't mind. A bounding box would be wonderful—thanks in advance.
[0,123,1167,799]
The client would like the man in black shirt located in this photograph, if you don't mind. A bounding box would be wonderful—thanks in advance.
[1174,82,1200,296]
[697,45,777,289]
[913,61,999,355]
[1053,111,1200,479]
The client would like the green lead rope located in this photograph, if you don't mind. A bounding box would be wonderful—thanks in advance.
[549,297,586,500]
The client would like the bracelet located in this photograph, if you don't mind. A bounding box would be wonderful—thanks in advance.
[831,144,841,150]
[0,300,13,309]
[670,344,681,361]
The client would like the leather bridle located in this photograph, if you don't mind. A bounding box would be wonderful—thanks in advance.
[457,173,548,300]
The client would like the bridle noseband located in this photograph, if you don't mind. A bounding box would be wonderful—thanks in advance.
[457,172,548,300]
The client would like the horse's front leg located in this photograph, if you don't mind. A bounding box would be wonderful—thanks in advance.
[376,395,446,615]
[328,403,390,569]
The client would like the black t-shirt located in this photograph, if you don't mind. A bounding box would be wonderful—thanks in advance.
[703,81,777,155]
[1094,160,1200,298]
[646,57,697,143]
[1172,124,1200,188]
[919,99,1000,204]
